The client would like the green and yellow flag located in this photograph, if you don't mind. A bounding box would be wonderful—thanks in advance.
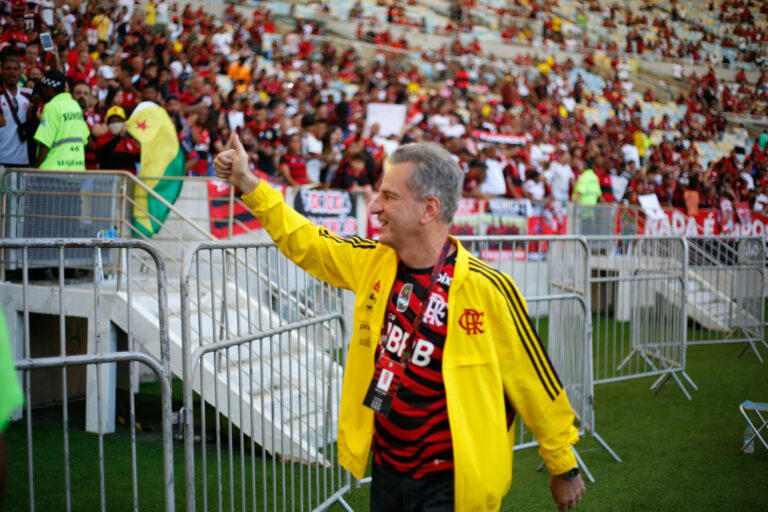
[127,101,186,237]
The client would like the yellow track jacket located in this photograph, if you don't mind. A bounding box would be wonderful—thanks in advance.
[243,182,579,511]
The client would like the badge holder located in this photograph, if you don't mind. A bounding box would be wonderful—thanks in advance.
[363,353,404,417]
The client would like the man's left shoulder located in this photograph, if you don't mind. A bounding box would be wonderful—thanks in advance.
[464,255,517,300]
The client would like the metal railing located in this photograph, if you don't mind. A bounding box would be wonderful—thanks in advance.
[0,239,175,511]
[585,236,696,399]
[686,236,766,360]
[1,169,269,362]
[458,235,621,482]
[180,241,350,512]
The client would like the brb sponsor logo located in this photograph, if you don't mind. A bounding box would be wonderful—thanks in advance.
[383,323,434,366]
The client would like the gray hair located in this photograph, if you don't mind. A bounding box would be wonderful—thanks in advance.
[389,142,463,224]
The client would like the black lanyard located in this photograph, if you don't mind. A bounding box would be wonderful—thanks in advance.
[378,238,452,366]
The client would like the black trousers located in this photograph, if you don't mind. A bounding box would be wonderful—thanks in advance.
[370,463,454,512]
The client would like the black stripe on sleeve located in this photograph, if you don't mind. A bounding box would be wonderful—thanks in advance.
[318,228,378,249]
[470,258,564,390]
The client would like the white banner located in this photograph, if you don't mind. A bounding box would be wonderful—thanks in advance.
[365,103,407,138]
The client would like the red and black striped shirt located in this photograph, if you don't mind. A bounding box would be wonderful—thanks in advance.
[373,252,456,478]
[279,153,309,185]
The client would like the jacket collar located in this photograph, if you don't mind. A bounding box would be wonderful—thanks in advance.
[449,235,469,292]
[378,235,469,291]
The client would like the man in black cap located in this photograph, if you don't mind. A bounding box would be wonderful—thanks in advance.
[33,70,90,170]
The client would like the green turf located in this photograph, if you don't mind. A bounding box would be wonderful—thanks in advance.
[333,342,768,512]
[3,334,768,511]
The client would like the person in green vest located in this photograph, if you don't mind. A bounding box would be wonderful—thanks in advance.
[33,70,91,171]
[572,167,603,235]
[0,310,24,502]
[572,167,601,205]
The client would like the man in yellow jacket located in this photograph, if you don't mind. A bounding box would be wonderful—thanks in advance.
[215,137,585,511]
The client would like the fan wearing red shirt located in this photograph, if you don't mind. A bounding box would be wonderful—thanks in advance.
[66,49,93,84]
[94,106,140,172]
[279,133,311,186]
[1,16,28,47]
[655,173,675,206]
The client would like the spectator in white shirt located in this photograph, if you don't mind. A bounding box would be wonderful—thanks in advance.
[529,138,555,170]
[38,0,55,27]
[440,113,466,138]
[156,1,170,33]
[621,136,641,168]
[544,152,575,203]
[211,24,234,55]
[428,102,452,131]
[61,5,77,39]
[523,170,547,202]
[753,184,768,212]
[478,145,507,197]
[118,0,135,21]
[301,113,326,184]
[0,55,30,167]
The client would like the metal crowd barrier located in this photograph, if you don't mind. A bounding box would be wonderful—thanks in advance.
[0,239,175,511]
[180,242,350,512]
[1,171,127,270]
[458,235,620,482]
[6,231,765,509]
[585,236,696,399]
[686,236,767,360]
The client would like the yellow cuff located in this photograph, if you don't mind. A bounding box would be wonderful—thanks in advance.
[240,179,272,210]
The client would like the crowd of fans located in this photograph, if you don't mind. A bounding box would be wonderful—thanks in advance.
[333,0,768,69]
[681,66,768,117]
[0,0,766,219]
[578,0,766,65]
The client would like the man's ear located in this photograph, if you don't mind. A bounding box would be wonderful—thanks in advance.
[421,196,442,224]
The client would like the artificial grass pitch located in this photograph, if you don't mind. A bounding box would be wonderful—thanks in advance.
[335,342,768,511]
[3,342,767,511]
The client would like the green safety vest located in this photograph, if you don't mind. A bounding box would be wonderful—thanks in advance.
[34,92,91,171]
[573,169,601,205]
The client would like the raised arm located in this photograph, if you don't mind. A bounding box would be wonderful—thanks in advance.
[214,134,375,291]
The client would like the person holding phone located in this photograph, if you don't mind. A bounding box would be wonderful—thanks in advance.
[0,55,30,167]
[39,32,55,53]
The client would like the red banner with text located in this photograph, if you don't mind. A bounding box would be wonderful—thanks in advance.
[640,204,768,238]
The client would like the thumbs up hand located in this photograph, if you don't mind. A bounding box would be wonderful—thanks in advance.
[214,132,261,194]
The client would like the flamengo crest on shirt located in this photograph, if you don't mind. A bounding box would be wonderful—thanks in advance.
[423,293,447,327]
[458,308,485,335]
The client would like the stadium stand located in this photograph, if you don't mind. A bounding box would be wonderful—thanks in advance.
[0,0,765,219]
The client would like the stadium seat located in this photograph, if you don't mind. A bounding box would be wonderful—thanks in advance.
[739,401,768,454]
